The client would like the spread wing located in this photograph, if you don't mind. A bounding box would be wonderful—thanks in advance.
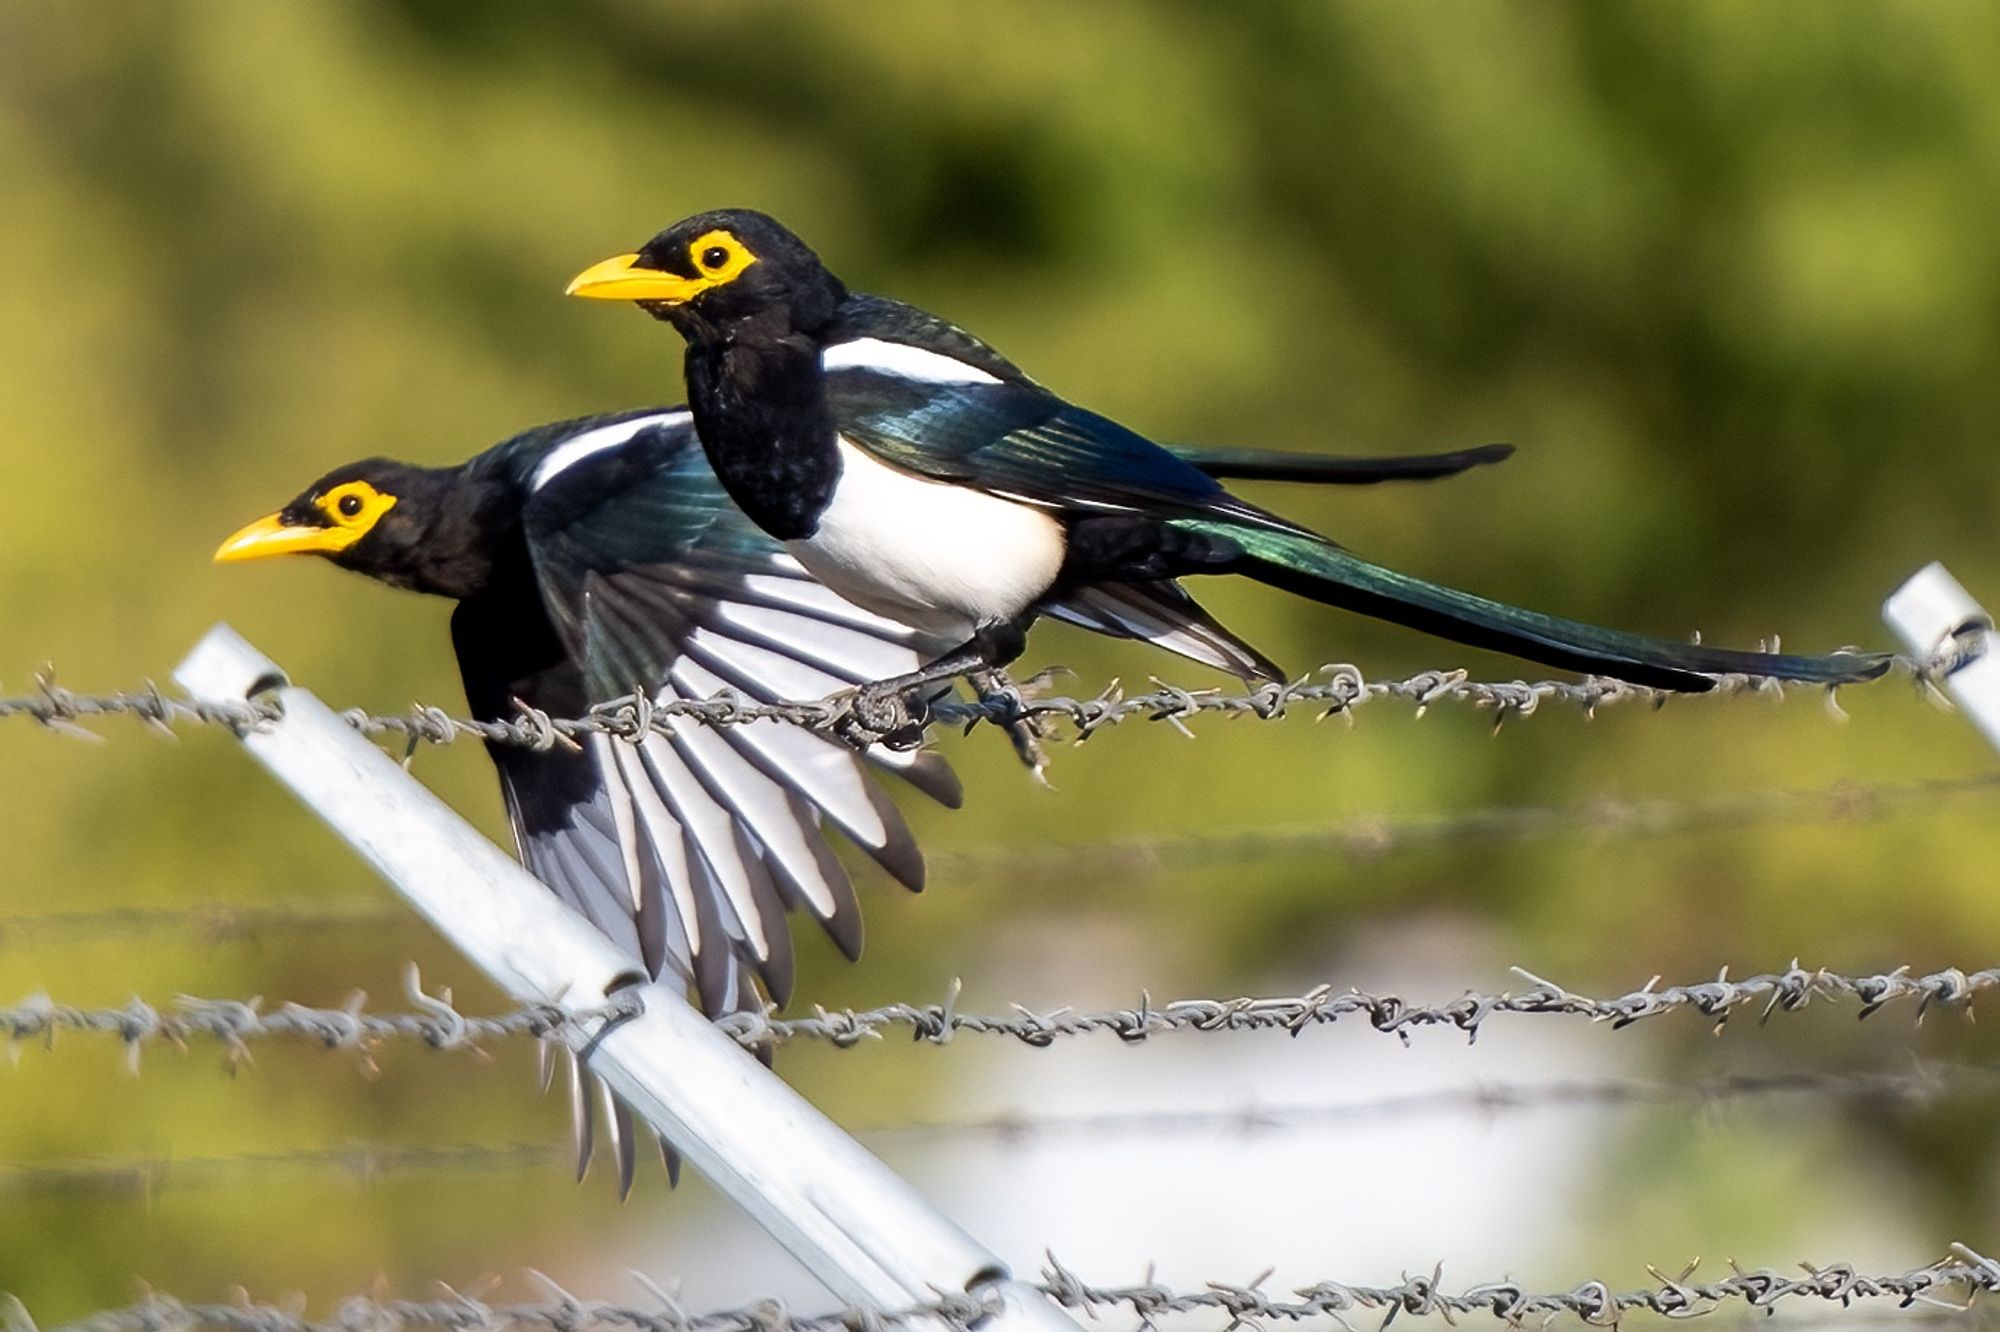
[451,595,718,1194]
[505,410,960,1019]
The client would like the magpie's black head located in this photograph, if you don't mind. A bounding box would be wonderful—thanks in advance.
[566,209,847,342]
[215,457,517,600]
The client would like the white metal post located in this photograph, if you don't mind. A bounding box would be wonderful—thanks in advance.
[174,624,1083,1331]
[1884,562,2000,754]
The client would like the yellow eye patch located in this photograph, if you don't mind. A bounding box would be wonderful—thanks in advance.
[213,481,397,563]
[685,229,757,285]
[317,480,397,533]
[566,229,759,304]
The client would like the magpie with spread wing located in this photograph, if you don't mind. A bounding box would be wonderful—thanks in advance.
[567,209,1891,722]
[216,406,963,1193]
[215,404,1512,1189]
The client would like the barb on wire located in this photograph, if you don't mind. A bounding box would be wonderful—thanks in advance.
[0,967,632,1071]
[1,649,1920,753]
[7,965,1993,1064]
[0,678,275,743]
[27,1248,2000,1332]
[7,1060,1991,1196]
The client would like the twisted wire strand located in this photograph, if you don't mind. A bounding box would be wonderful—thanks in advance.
[720,963,2000,1050]
[21,1248,2000,1332]
[6,1060,1992,1195]
[0,974,601,1070]
[0,653,1922,753]
[1035,1248,2000,1325]
[6,965,1992,1063]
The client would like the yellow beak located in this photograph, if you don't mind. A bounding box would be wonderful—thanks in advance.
[565,252,705,303]
[213,512,351,563]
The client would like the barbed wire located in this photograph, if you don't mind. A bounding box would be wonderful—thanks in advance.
[6,965,1992,1066]
[724,963,2000,1049]
[8,767,1994,952]
[0,970,602,1071]
[0,650,1924,754]
[20,1247,2000,1332]
[7,1059,1991,1195]
[1033,1248,2000,1326]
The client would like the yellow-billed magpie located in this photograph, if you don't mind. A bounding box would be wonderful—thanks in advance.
[216,405,967,1192]
[568,210,1890,720]
[215,403,1508,1188]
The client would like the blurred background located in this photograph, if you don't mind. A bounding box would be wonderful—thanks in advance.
[4,1,2000,1324]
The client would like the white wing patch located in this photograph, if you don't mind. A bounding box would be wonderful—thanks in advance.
[821,337,1001,385]
[531,411,692,491]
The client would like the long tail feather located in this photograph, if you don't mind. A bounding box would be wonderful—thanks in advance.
[1170,442,1513,486]
[1185,521,1891,691]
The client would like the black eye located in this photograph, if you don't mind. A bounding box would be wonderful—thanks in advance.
[701,246,730,270]
[337,494,364,518]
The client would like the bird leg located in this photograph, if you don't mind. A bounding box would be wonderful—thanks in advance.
[832,620,1029,751]
[969,666,1055,779]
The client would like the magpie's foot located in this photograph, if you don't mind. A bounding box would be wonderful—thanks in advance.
[969,668,1052,779]
[830,680,933,752]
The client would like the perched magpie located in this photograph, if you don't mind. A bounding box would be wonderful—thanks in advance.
[215,404,1508,1188]
[568,209,1891,725]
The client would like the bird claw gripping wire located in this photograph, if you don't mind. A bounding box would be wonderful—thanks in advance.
[967,668,1054,777]
[829,682,933,753]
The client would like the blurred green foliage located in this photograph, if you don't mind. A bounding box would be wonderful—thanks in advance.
[4,0,2000,1319]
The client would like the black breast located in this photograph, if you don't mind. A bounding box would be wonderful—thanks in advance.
[685,339,841,542]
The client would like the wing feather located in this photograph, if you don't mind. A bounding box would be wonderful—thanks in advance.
[603,735,701,965]
[672,655,926,894]
[649,678,853,927]
[1046,583,1283,682]
[471,409,967,1058]
[824,347,1307,533]
[626,728,779,964]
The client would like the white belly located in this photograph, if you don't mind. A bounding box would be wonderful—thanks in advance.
[787,438,1067,639]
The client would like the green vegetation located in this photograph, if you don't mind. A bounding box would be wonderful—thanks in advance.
[3,1,1998,1317]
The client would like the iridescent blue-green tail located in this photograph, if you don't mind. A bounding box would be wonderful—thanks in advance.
[1169,442,1513,486]
[1180,520,1892,692]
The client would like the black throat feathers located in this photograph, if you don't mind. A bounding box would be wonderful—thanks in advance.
[684,326,842,542]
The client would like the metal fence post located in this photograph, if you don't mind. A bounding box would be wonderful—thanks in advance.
[1884,562,2000,754]
[174,624,1084,1331]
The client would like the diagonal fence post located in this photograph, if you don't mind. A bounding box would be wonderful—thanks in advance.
[173,623,1083,1330]
[1884,562,2000,755]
